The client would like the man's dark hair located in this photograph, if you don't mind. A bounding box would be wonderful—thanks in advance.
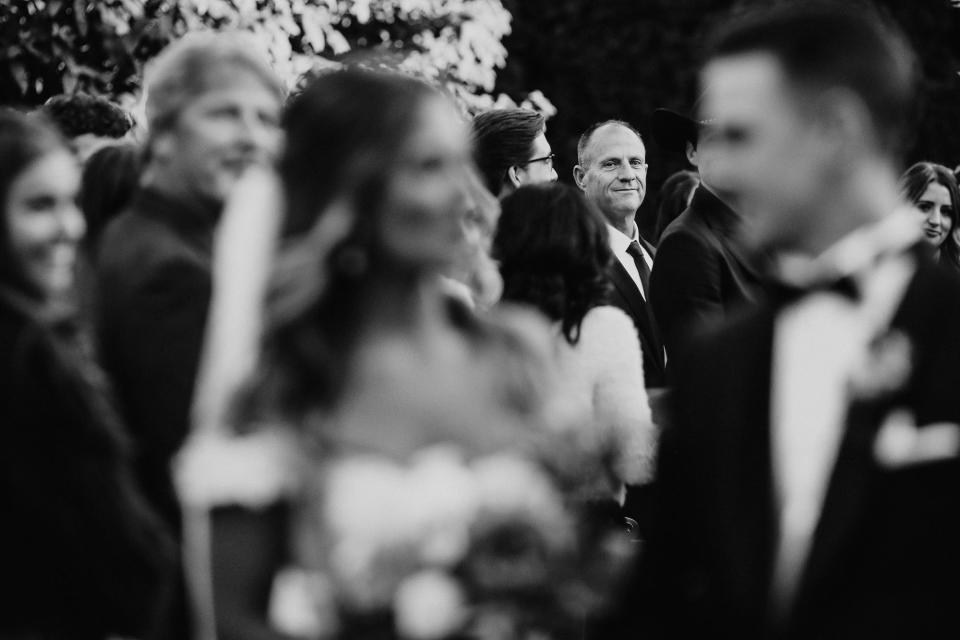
[706,1,917,157]
[40,93,133,139]
[471,109,545,194]
[576,119,643,166]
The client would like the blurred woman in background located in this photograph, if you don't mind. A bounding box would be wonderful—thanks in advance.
[900,161,960,272]
[494,182,656,496]
[0,109,172,639]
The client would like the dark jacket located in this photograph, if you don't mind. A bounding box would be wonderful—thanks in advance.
[603,253,960,640]
[650,186,762,375]
[608,236,667,388]
[0,291,173,639]
[96,187,218,530]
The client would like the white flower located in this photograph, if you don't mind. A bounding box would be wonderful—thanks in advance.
[472,454,573,551]
[394,571,467,640]
[268,567,338,638]
[406,446,480,566]
[324,456,413,547]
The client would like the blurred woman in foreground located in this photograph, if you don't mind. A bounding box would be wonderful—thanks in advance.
[0,109,172,638]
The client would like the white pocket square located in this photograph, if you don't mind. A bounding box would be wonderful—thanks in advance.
[873,409,960,469]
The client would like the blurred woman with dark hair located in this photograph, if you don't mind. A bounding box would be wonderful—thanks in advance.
[495,182,656,495]
[0,109,172,638]
[900,161,960,272]
[80,141,142,255]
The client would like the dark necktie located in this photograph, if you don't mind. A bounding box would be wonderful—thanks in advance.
[626,241,652,298]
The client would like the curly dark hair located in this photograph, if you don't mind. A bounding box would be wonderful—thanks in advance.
[40,93,133,139]
[494,183,613,345]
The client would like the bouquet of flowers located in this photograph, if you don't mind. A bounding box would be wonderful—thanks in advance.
[269,441,635,640]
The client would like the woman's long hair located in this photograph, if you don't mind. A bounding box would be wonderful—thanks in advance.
[245,70,440,421]
[494,183,613,345]
[899,161,960,272]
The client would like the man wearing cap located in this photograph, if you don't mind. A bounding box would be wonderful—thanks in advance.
[648,105,762,373]
[95,32,283,639]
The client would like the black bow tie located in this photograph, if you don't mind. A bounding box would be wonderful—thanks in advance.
[765,274,861,306]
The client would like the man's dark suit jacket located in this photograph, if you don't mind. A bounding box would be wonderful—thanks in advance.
[650,185,761,377]
[96,187,218,530]
[601,253,960,639]
[608,235,666,388]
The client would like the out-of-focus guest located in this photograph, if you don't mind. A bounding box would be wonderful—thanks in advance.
[649,107,763,372]
[472,108,558,197]
[441,167,503,310]
[74,142,143,337]
[81,142,142,256]
[495,182,656,495]
[899,161,960,272]
[176,69,559,640]
[604,4,960,639]
[40,92,134,163]
[95,31,283,640]
[573,120,665,389]
[0,109,173,639]
[652,169,699,244]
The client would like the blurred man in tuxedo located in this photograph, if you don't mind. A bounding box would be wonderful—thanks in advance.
[603,3,960,639]
[574,120,666,389]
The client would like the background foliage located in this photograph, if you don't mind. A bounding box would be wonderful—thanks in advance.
[1,0,958,238]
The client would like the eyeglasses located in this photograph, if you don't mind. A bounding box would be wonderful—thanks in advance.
[520,153,556,169]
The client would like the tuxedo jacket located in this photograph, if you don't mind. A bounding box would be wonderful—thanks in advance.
[602,255,960,639]
[650,186,762,376]
[96,187,218,531]
[608,236,667,388]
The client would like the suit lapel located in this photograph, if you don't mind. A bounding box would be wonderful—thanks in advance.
[610,260,665,372]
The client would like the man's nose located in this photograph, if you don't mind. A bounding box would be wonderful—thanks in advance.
[617,164,636,181]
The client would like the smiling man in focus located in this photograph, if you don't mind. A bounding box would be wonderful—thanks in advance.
[574,120,666,389]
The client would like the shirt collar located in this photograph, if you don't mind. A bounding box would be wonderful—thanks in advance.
[776,208,921,287]
[606,221,640,254]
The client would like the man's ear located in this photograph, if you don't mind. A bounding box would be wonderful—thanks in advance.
[815,88,871,161]
[507,165,522,189]
[572,165,586,190]
[685,140,700,167]
[150,131,175,164]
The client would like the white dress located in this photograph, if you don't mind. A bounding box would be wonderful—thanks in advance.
[551,305,656,486]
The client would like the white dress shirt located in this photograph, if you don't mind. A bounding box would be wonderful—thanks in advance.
[769,210,920,611]
[607,222,653,299]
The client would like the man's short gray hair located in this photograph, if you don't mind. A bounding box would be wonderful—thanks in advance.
[144,31,284,135]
